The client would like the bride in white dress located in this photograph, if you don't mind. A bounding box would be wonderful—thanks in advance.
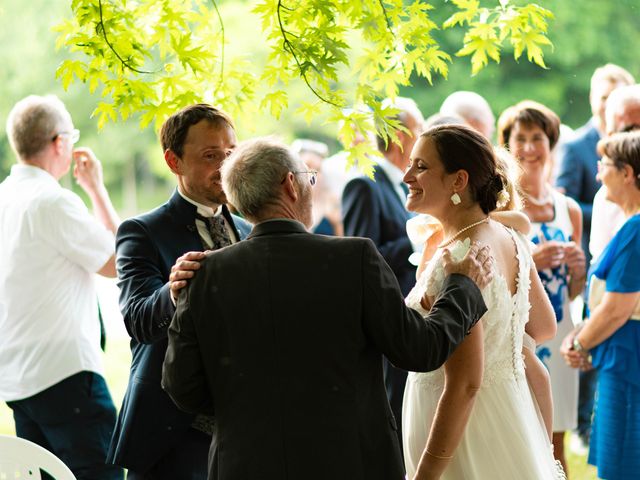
[401,124,561,479]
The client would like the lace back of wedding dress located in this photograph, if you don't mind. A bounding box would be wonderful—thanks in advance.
[403,229,564,480]
[405,230,532,387]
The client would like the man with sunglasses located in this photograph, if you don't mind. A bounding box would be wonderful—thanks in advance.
[107,104,251,479]
[0,95,122,478]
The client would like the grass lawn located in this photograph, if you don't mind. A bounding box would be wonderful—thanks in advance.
[0,335,598,479]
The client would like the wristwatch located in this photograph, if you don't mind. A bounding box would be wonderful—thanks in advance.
[572,336,588,353]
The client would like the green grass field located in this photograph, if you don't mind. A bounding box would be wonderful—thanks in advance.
[0,336,598,479]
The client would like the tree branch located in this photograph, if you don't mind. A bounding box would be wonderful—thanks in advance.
[211,0,225,90]
[377,0,396,38]
[276,0,341,107]
[97,0,154,74]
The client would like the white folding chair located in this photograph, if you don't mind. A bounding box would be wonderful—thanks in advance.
[0,434,76,480]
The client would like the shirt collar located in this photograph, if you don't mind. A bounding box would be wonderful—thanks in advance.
[375,156,405,186]
[10,164,60,186]
[177,188,221,217]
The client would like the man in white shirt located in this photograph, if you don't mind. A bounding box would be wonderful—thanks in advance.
[0,95,121,478]
[590,84,640,259]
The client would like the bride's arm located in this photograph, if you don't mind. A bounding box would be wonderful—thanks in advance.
[413,321,484,480]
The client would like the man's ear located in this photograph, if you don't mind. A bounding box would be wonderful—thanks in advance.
[165,149,180,175]
[51,136,65,157]
[283,172,299,201]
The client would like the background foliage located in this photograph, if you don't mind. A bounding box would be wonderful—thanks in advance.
[1,3,637,477]
[54,0,555,177]
[1,0,638,214]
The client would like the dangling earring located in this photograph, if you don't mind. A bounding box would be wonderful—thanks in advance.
[451,192,461,205]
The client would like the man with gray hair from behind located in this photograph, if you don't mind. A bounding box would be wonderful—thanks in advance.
[162,137,493,480]
[590,83,640,260]
[440,90,495,141]
[0,95,122,478]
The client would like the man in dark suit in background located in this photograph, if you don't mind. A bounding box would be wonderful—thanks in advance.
[555,64,635,451]
[556,64,634,267]
[162,138,492,480]
[107,104,251,479]
[341,97,424,444]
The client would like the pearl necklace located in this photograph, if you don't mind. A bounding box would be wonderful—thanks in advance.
[438,217,490,248]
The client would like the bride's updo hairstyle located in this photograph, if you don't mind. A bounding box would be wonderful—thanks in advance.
[421,124,504,214]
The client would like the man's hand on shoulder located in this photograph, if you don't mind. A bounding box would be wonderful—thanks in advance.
[170,251,208,304]
[442,241,494,291]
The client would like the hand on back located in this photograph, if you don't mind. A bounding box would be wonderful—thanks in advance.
[442,241,494,291]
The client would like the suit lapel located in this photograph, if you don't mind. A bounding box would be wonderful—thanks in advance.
[166,189,206,251]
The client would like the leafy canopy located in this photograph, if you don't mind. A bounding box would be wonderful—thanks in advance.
[55,0,553,174]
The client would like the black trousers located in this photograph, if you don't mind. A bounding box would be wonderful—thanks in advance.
[126,427,210,480]
[7,371,123,480]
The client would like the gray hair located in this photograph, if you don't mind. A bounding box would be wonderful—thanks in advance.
[591,63,635,91]
[221,137,303,221]
[376,97,424,152]
[440,91,495,129]
[6,95,71,160]
[605,84,640,133]
[291,139,329,158]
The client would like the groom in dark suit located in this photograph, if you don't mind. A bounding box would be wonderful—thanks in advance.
[341,97,424,445]
[107,104,251,478]
[162,137,492,480]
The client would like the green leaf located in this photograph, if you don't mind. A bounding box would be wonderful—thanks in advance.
[260,90,288,120]
[91,102,117,130]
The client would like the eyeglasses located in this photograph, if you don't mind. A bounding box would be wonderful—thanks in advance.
[52,129,80,144]
[597,159,619,170]
[281,170,318,186]
[621,124,640,133]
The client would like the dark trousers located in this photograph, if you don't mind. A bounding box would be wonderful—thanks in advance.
[7,371,123,480]
[126,427,210,480]
[578,368,598,443]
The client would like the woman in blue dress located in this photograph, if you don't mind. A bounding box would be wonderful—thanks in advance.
[561,131,640,480]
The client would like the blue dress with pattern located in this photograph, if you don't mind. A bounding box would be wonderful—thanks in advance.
[530,190,579,432]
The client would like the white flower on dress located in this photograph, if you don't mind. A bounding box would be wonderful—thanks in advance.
[425,238,471,298]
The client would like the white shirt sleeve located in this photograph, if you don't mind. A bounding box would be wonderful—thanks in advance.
[36,189,115,273]
[589,186,626,261]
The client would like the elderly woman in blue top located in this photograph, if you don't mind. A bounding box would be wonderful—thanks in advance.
[562,130,640,480]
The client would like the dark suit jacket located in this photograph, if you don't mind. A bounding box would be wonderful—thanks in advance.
[556,121,601,264]
[107,190,251,472]
[162,220,487,480]
[342,167,415,296]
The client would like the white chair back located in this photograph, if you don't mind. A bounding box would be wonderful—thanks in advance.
[0,434,76,480]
